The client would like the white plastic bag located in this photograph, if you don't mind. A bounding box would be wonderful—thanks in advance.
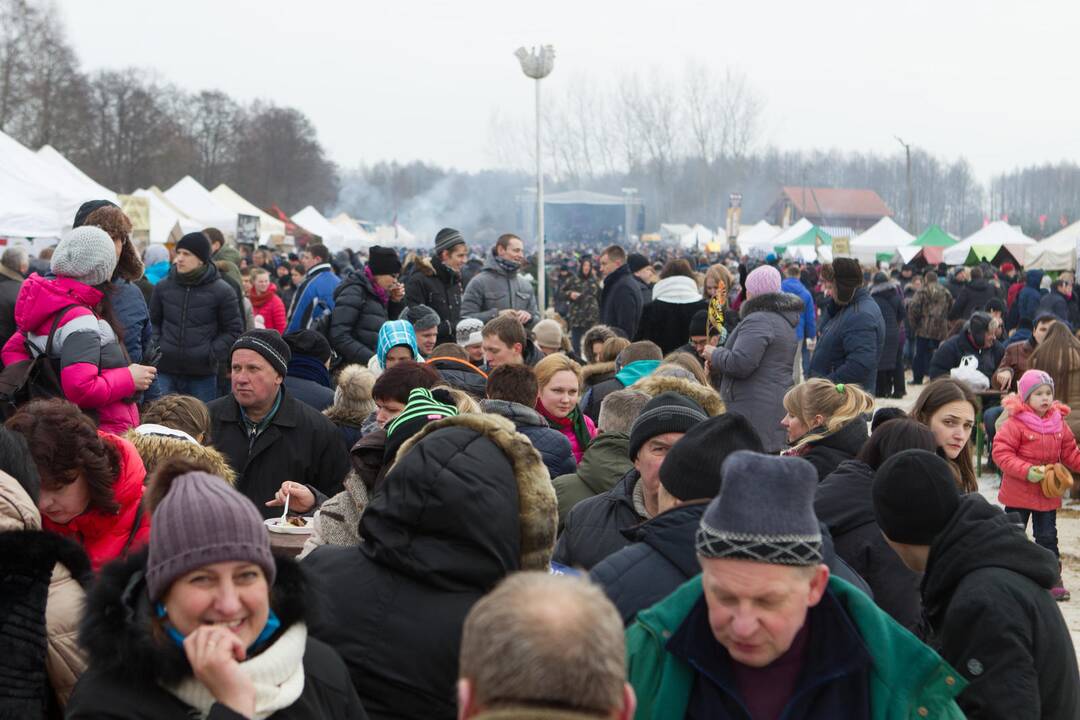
[950,355,989,391]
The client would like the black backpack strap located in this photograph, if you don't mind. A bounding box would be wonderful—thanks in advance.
[122,502,144,557]
[32,303,87,358]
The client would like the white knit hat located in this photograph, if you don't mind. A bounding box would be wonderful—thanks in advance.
[51,226,118,287]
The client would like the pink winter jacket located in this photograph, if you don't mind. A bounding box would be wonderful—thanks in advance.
[2,275,138,433]
[992,393,1080,512]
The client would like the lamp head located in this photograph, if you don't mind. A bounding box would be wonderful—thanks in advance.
[514,45,555,79]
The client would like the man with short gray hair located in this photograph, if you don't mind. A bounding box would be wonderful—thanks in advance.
[552,388,648,528]
[458,572,635,720]
[0,245,28,345]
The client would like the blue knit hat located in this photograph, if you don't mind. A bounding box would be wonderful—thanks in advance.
[376,320,419,367]
[696,451,823,566]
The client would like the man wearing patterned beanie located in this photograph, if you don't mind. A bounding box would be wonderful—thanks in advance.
[553,391,707,570]
[406,227,467,345]
[208,330,350,519]
[628,451,967,719]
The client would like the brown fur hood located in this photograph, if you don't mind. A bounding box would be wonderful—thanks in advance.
[122,431,236,485]
[394,412,557,572]
[581,360,617,385]
[632,373,725,416]
[413,255,437,277]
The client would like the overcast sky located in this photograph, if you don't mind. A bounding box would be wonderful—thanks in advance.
[58,0,1078,183]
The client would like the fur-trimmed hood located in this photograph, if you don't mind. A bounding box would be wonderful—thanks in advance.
[377,412,557,581]
[739,291,803,327]
[122,430,237,485]
[581,360,617,385]
[78,548,310,688]
[631,373,725,416]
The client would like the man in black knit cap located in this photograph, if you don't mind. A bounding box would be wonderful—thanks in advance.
[405,227,467,345]
[874,449,1079,719]
[150,231,243,403]
[209,329,349,518]
[808,257,884,394]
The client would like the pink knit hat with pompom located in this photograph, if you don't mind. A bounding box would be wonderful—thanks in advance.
[1018,369,1054,404]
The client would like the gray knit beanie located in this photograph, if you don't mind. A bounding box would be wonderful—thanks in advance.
[401,304,440,332]
[696,451,823,566]
[51,226,118,287]
[434,227,465,257]
[146,472,275,601]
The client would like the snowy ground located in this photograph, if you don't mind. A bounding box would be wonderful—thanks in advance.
[878,382,1080,656]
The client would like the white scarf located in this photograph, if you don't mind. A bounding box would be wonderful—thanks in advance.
[650,275,702,304]
[166,622,307,719]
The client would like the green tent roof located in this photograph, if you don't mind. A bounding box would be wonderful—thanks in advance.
[912,225,955,247]
[775,226,833,253]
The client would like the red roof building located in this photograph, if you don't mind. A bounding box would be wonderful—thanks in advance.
[770,186,893,233]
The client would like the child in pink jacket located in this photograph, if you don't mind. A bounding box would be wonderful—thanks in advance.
[992,369,1080,601]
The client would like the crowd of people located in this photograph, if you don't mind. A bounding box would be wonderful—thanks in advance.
[1,198,1078,719]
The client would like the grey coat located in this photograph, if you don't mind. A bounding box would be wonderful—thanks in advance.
[710,292,802,453]
[460,252,539,326]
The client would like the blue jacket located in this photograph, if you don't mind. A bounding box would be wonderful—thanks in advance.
[809,287,885,394]
[1016,270,1044,324]
[782,276,816,341]
[286,264,340,332]
[111,279,152,363]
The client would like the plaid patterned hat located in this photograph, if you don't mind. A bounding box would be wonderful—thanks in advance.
[376,320,419,367]
[696,450,823,566]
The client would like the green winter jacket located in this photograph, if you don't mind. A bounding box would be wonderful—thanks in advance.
[626,575,967,720]
[552,432,633,529]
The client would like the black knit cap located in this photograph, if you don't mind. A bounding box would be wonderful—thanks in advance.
[833,257,863,305]
[688,309,708,337]
[73,199,119,228]
[659,413,763,501]
[176,231,212,265]
[872,449,960,545]
[627,253,649,273]
[628,391,707,460]
[284,329,332,364]
[368,246,402,276]
[231,330,291,377]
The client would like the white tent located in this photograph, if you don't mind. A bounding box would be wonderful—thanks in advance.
[943,221,1036,265]
[210,184,286,242]
[164,176,238,233]
[660,223,714,248]
[735,220,781,251]
[330,213,375,250]
[36,145,117,204]
[132,188,202,247]
[292,206,345,251]
[850,217,915,263]
[766,218,815,249]
[0,131,80,238]
[1024,220,1080,271]
[373,223,418,249]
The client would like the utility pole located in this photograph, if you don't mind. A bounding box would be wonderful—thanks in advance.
[515,45,555,311]
[895,136,914,232]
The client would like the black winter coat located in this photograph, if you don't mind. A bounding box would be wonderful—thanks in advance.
[796,418,868,482]
[208,389,350,518]
[304,414,555,720]
[66,550,368,720]
[428,357,487,398]
[552,468,643,570]
[590,503,873,627]
[808,287,885,394]
[927,331,1005,381]
[600,264,644,339]
[0,271,21,359]
[480,399,576,480]
[869,282,904,371]
[1037,288,1073,328]
[634,276,708,354]
[284,375,335,411]
[150,263,244,376]
[404,256,462,346]
[922,495,1079,719]
[815,460,922,632]
[948,278,997,321]
[329,269,404,365]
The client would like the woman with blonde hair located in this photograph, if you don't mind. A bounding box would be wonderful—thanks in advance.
[124,394,236,483]
[703,262,739,340]
[909,377,979,493]
[534,353,597,461]
[782,378,875,480]
[1029,320,1080,439]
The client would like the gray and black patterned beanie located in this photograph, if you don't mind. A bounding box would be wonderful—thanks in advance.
[696,450,823,566]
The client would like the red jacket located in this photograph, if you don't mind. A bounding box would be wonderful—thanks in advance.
[250,285,287,334]
[1006,280,1024,310]
[42,433,150,570]
[993,394,1080,512]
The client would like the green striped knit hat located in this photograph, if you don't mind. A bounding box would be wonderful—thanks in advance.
[384,387,459,461]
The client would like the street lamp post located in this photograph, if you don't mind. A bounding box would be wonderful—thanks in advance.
[515,45,555,311]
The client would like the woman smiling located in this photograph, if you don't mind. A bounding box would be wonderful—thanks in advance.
[66,463,366,719]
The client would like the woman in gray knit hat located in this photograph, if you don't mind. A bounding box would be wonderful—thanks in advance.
[66,462,367,719]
